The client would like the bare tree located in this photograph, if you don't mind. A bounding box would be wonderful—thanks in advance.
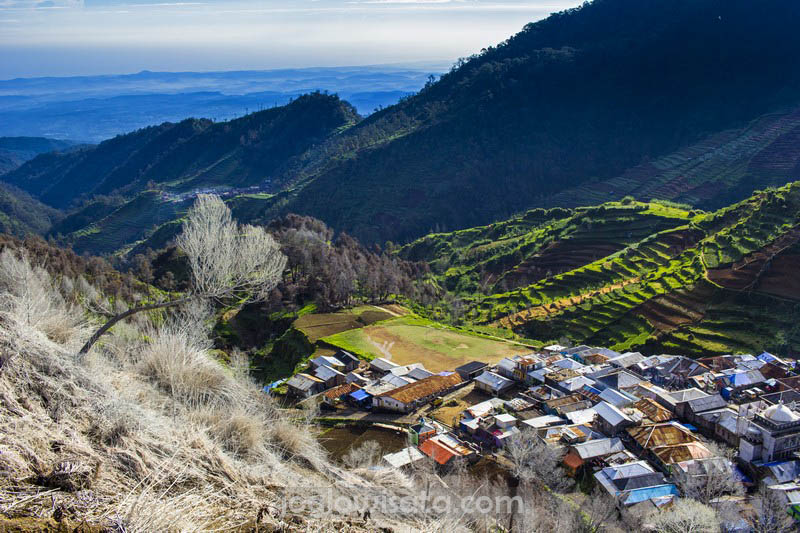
[342,440,382,469]
[675,457,743,506]
[748,486,795,533]
[79,195,286,355]
[505,431,572,492]
[649,499,720,533]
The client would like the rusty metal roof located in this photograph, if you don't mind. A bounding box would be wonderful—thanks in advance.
[627,422,696,449]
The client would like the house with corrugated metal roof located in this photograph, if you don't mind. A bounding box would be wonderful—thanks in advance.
[286,373,325,398]
[474,370,515,396]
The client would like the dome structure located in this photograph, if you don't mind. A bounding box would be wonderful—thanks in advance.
[763,404,800,424]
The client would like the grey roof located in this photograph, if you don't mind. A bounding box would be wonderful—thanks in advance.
[497,358,517,372]
[407,367,435,380]
[552,358,585,370]
[599,387,635,407]
[371,357,399,371]
[685,394,728,414]
[475,371,514,390]
[456,361,488,374]
[337,350,359,364]
[558,375,596,392]
[311,355,344,368]
[572,437,625,460]
[594,401,633,428]
[613,472,667,491]
[596,370,642,390]
[383,447,425,468]
[314,364,345,381]
[670,388,709,403]
[608,352,646,368]
[287,373,322,391]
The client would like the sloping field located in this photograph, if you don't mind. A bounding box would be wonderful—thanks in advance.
[321,316,529,372]
[294,306,395,342]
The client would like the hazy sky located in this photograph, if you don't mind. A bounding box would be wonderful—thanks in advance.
[0,0,581,78]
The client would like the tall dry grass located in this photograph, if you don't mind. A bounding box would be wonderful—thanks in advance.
[0,251,449,531]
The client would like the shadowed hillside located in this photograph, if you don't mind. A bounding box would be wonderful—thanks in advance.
[4,93,359,209]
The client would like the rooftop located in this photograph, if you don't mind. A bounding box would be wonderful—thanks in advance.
[378,373,462,404]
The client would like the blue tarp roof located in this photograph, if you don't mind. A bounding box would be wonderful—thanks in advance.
[623,484,679,505]
[680,422,698,432]
[350,389,371,401]
[263,379,287,391]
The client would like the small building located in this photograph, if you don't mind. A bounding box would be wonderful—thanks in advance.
[348,388,372,408]
[562,437,626,475]
[474,371,515,396]
[594,460,670,504]
[455,361,489,381]
[336,350,360,372]
[496,358,518,379]
[309,355,345,371]
[370,357,399,375]
[373,373,463,413]
[314,364,346,388]
[345,371,370,387]
[382,446,426,469]
[599,387,635,408]
[322,382,361,406]
[409,419,437,444]
[594,401,635,436]
[521,415,566,431]
[286,373,325,398]
[607,352,646,369]
[474,413,520,448]
[419,434,477,466]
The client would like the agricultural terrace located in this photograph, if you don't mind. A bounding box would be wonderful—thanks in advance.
[321,315,530,373]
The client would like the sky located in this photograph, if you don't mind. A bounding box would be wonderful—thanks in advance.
[0,0,581,78]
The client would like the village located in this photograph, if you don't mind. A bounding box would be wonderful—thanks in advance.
[279,344,800,525]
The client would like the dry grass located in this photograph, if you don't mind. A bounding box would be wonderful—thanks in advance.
[0,251,578,532]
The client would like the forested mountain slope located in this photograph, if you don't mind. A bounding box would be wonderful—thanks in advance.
[3,93,358,208]
[275,0,800,243]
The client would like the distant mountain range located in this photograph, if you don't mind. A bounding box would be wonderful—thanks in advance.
[2,0,800,255]
[0,65,444,142]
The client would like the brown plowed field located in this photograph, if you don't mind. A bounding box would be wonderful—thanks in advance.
[754,253,800,301]
[708,227,800,291]
[635,282,716,333]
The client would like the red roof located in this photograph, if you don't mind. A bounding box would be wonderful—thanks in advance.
[419,439,456,465]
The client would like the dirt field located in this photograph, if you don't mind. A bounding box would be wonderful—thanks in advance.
[294,306,395,342]
[428,385,491,426]
[322,317,529,373]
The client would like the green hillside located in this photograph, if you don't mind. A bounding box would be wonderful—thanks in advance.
[403,183,800,356]
[4,93,358,209]
[0,183,62,237]
[5,0,800,250]
[270,0,800,243]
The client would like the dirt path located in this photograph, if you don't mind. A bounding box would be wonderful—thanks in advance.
[492,277,641,328]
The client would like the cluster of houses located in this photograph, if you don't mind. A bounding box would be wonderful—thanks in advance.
[283,344,800,520]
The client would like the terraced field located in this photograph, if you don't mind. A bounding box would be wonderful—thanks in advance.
[68,191,190,255]
[412,183,800,356]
